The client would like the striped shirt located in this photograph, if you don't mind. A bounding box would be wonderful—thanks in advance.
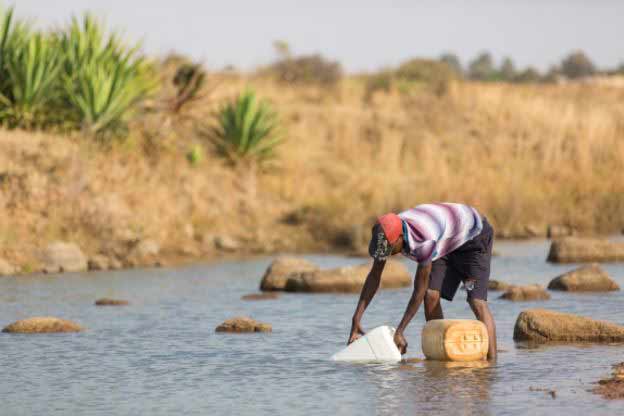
[399,203,483,264]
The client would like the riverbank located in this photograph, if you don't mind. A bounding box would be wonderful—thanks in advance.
[1,78,623,275]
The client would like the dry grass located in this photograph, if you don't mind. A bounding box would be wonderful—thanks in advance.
[1,76,623,269]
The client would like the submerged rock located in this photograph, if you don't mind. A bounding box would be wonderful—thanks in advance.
[593,362,624,400]
[2,317,83,333]
[95,298,129,306]
[215,316,272,333]
[284,260,410,293]
[500,285,551,301]
[260,257,319,291]
[547,237,624,263]
[513,309,624,343]
[548,264,619,292]
[41,241,88,273]
[241,293,280,301]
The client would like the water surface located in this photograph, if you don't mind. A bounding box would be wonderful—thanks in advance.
[1,239,623,415]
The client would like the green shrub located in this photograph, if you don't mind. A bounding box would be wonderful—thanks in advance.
[58,15,156,137]
[203,89,282,165]
[268,54,342,86]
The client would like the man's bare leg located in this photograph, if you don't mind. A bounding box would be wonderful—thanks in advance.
[424,289,444,321]
[468,298,497,360]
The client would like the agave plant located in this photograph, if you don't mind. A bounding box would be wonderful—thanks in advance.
[1,33,61,127]
[206,89,283,165]
[59,14,156,136]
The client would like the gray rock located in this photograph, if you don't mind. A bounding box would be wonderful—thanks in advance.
[41,241,87,273]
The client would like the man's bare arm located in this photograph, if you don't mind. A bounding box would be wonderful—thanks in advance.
[393,263,432,352]
[348,259,385,344]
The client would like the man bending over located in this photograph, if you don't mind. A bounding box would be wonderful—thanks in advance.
[348,203,497,360]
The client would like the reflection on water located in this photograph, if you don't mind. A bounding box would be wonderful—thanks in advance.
[0,240,623,415]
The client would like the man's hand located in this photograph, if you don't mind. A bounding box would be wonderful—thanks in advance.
[394,331,408,354]
[348,321,365,345]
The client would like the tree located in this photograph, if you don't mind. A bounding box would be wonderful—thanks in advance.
[560,50,595,79]
[468,52,495,81]
[499,57,516,81]
[439,53,462,76]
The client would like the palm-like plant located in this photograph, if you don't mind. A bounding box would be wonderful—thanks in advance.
[59,15,156,136]
[207,89,283,165]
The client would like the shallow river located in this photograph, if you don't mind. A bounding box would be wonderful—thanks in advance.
[1,239,623,415]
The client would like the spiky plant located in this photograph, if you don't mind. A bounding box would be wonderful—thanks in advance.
[1,33,61,127]
[206,89,282,165]
[59,14,156,137]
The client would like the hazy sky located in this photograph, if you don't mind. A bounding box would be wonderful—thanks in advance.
[13,1,624,72]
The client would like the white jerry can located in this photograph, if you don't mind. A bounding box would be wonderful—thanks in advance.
[331,326,402,363]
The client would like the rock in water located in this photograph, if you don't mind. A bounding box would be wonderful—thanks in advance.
[548,264,619,292]
[241,293,280,301]
[41,241,88,273]
[593,362,624,400]
[284,260,410,293]
[260,257,319,291]
[513,309,624,343]
[2,317,83,333]
[95,298,129,306]
[500,285,551,301]
[215,316,272,333]
[547,237,624,263]
[488,280,511,291]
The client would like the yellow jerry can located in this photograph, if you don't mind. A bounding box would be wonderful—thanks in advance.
[421,319,489,362]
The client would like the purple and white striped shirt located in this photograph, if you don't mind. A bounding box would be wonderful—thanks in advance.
[399,203,483,264]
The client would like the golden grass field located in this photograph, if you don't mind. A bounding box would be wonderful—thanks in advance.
[1,75,623,271]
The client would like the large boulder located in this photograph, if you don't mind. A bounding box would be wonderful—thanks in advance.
[548,264,619,292]
[215,316,272,333]
[284,260,410,293]
[2,317,83,333]
[547,237,624,263]
[500,285,551,301]
[260,257,319,291]
[41,241,88,273]
[513,309,624,343]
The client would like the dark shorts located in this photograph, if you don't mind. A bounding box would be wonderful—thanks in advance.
[428,218,494,301]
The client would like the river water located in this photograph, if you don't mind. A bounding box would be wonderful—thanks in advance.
[1,239,623,415]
